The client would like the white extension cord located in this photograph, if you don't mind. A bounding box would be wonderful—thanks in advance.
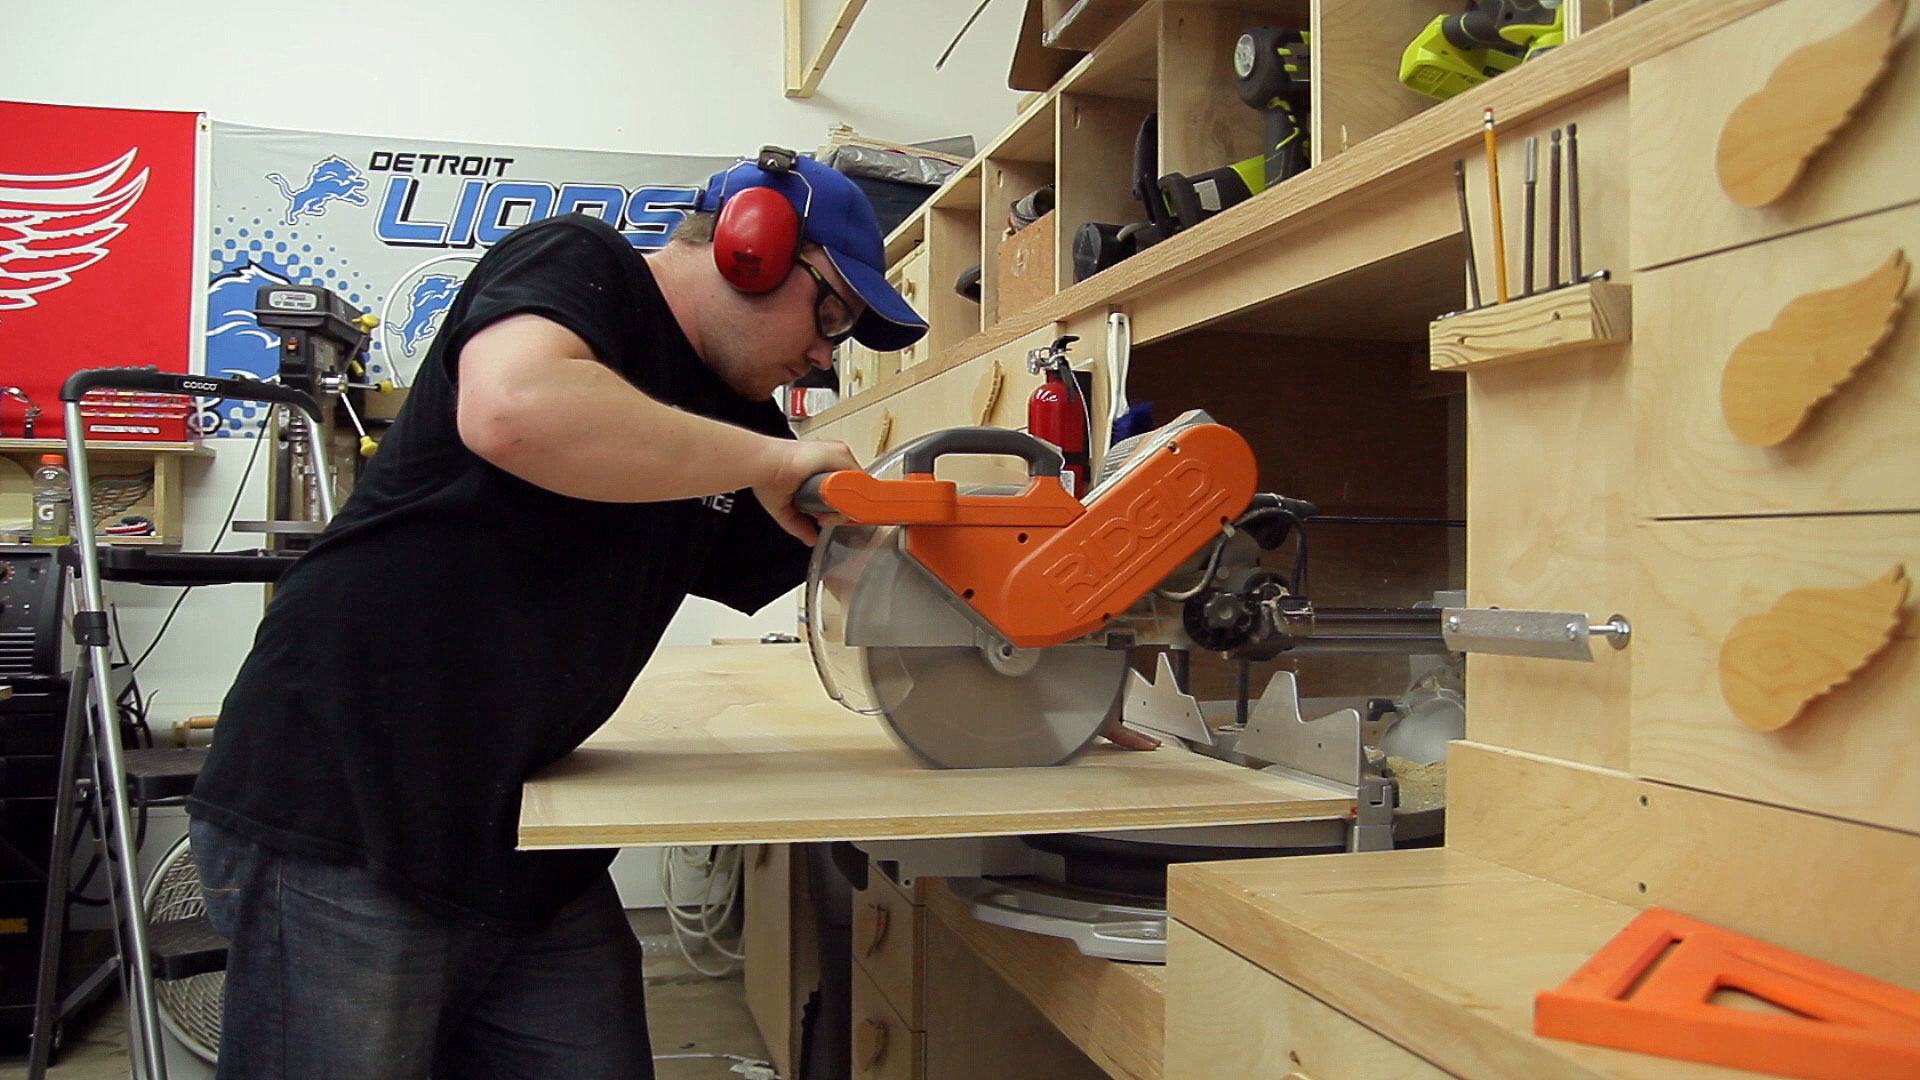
[658,844,747,977]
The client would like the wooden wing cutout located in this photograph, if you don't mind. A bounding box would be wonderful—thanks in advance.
[1720,565,1909,731]
[1716,0,1907,208]
[1720,252,1909,447]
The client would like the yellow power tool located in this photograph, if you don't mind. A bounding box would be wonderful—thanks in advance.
[1400,0,1566,100]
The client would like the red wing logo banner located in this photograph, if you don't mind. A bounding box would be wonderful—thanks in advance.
[0,100,203,439]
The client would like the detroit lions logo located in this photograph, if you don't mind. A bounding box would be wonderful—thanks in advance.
[204,260,292,381]
[0,149,149,319]
[398,274,461,357]
[379,254,476,383]
[266,156,369,225]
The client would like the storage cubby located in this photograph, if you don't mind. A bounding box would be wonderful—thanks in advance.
[1120,327,1462,704]
[981,99,1058,328]
[1312,0,1451,162]
[818,0,1648,424]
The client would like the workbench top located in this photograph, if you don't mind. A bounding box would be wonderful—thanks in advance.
[518,644,1352,849]
[1168,848,1808,1080]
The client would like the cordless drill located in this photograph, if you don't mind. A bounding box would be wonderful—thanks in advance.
[1399,0,1566,100]
[1234,26,1312,188]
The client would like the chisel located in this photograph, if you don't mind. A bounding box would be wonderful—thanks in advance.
[1454,159,1482,309]
[1484,109,1509,303]
[1548,129,1562,289]
[1567,122,1584,282]
[1522,136,1538,297]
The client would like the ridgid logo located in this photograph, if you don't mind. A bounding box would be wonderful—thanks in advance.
[0,149,149,319]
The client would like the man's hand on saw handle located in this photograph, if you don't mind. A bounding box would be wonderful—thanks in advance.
[758,439,859,544]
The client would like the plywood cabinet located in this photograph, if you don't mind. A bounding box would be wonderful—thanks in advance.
[1165,921,1456,1080]
[681,3,1920,1079]
[1630,0,1920,270]
[1633,203,1920,519]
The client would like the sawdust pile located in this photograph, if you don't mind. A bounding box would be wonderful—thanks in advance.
[1387,757,1447,813]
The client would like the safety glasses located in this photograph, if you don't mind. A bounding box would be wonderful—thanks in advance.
[795,257,859,345]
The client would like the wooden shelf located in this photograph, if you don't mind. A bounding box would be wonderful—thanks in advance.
[807,0,1773,431]
[0,438,208,456]
[1,438,211,547]
[1057,1,1159,102]
[1169,848,1804,1080]
[926,879,1165,1080]
[1428,280,1633,371]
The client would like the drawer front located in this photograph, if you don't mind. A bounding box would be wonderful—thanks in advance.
[852,960,925,1080]
[1631,0,1920,269]
[852,868,923,1030]
[894,248,932,373]
[1165,922,1455,1080]
[1632,514,1919,834]
[1634,204,1920,519]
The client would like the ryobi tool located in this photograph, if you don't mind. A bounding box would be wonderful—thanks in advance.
[1400,0,1566,100]
[1235,26,1312,189]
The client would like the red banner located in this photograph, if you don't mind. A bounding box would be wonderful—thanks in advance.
[0,100,201,439]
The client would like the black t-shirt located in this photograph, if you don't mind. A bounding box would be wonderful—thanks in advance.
[187,214,810,931]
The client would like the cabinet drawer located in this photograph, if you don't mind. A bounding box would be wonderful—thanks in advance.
[1631,0,1920,270]
[852,960,925,1080]
[853,867,923,1029]
[1634,204,1920,519]
[1164,922,1455,1080]
[893,248,932,373]
[1632,514,1919,834]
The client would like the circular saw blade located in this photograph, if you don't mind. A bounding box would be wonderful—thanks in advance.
[867,642,1129,769]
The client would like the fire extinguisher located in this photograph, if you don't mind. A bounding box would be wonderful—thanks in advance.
[1027,335,1090,497]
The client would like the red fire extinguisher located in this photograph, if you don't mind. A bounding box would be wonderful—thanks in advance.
[1027,335,1090,497]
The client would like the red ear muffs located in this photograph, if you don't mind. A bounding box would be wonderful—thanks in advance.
[713,186,801,294]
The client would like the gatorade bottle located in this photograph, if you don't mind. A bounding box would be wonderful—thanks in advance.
[30,453,72,546]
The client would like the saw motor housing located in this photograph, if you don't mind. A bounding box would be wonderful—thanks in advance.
[803,417,1259,649]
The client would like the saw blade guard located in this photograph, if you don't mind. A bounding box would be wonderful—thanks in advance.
[805,441,990,716]
[803,447,1134,768]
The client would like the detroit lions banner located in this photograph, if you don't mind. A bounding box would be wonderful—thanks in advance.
[206,122,730,436]
[0,100,204,440]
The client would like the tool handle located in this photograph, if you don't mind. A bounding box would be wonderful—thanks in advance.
[795,473,835,515]
[59,365,326,422]
[899,426,1064,478]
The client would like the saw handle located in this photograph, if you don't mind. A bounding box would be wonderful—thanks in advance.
[899,426,1063,478]
[794,473,837,516]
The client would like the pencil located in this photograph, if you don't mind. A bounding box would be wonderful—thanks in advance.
[1484,109,1509,303]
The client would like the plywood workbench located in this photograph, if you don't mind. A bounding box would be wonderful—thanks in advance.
[518,644,1352,1080]
[518,643,1354,849]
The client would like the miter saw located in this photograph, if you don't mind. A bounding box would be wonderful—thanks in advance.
[800,352,1629,774]
[800,343,1631,961]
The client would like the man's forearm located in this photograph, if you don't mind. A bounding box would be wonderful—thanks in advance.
[460,353,789,502]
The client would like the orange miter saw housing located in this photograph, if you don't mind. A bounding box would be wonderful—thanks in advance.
[805,421,1259,648]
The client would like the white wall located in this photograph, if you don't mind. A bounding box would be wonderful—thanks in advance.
[3,0,1025,156]
[3,0,1026,724]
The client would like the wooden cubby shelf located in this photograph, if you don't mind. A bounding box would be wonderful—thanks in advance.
[0,438,210,547]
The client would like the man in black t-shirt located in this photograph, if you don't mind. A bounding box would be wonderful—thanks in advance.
[185,153,927,1080]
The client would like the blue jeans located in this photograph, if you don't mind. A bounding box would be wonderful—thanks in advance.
[189,817,653,1080]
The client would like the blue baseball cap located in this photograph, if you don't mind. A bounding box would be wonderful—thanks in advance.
[695,154,929,352]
